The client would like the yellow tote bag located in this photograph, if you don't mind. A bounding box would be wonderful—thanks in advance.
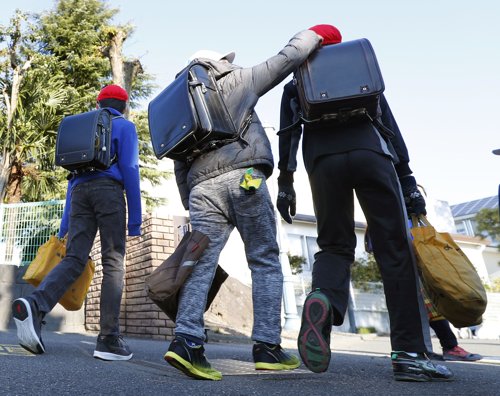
[23,236,95,311]
[410,216,487,328]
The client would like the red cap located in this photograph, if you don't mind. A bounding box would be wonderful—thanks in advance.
[97,85,129,102]
[309,24,342,46]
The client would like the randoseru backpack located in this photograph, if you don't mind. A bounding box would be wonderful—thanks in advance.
[147,61,238,162]
[295,38,385,124]
[55,108,117,173]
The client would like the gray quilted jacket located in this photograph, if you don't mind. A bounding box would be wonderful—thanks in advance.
[174,29,321,209]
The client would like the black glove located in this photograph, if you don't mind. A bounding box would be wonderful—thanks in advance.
[276,171,296,224]
[399,175,427,217]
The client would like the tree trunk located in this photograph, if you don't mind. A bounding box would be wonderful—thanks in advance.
[1,61,31,202]
[0,13,32,201]
[122,59,143,119]
[0,151,12,203]
[102,27,143,119]
[6,158,23,203]
[106,29,127,88]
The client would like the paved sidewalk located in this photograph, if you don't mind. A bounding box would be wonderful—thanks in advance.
[208,326,500,365]
[1,327,500,395]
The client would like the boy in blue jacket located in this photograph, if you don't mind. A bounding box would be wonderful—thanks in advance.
[12,85,142,361]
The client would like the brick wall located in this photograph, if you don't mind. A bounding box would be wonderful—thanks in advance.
[86,213,188,340]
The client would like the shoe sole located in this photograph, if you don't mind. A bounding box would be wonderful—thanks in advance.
[394,373,454,382]
[164,351,222,381]
[443,355,481,362]
[12,298,45,355]
[394,373,432,382]
[93,350,133,361]
[255,360,300,370]
[298,293,332,373]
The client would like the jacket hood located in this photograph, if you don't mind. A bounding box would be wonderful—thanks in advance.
[175,58,240,80]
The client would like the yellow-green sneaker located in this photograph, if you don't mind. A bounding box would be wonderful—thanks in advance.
[253,342,300,370]
[164,337,222,381]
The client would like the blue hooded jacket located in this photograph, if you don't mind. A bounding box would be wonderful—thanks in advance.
[58,107,142,237]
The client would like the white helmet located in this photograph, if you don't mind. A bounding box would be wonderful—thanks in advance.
[188,49,236,64]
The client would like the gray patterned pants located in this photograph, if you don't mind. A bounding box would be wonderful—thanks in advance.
[175,168,284,344]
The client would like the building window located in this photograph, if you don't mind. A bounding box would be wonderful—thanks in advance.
[305,236,319,270]
[455,219,475,236]
[287,234,319,272]
[455,221,466,235]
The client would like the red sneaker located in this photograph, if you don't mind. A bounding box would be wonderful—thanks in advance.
[443,346,482,361]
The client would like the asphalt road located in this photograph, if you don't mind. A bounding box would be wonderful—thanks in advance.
[1,328,499,396]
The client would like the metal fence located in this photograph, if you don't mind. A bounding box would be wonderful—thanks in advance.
[0,200,64,266]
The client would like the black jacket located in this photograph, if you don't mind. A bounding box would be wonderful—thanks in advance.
[278,81,412,177]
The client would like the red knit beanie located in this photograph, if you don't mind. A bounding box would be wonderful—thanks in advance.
[309,24,342,46]
[97,85,129,102]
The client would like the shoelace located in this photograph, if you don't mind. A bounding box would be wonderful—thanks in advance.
[115,335,127,346]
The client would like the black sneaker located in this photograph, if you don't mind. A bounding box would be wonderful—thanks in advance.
[93,335,133,361]
[253,342,300,370]
[164,336,222,381]
[12,298,45,354]
[426,351,444,361]
[297,289,333,373]
[392,351,454,382]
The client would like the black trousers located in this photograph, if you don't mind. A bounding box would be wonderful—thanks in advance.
[31,178,126,335]
[307,150,427,352]
[430,319,458,350]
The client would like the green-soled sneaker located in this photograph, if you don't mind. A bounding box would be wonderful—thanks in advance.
[253,342,300,370]
[164,336,222,381]
[297,289,333,373]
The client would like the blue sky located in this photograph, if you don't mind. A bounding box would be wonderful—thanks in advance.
[2,0,499,206]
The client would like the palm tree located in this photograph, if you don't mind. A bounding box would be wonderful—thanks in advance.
[4,69,77,202]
